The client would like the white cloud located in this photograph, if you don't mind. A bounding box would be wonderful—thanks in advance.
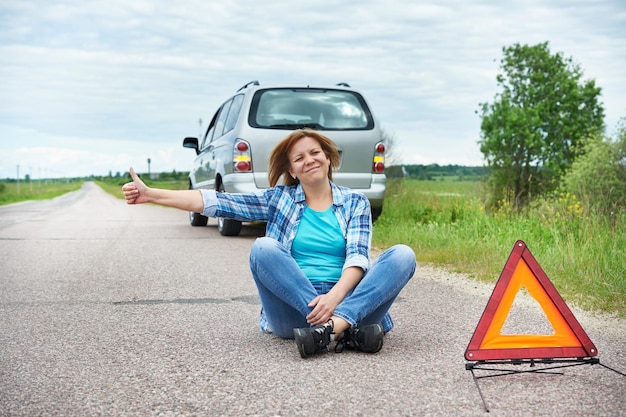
[0,0,624,178]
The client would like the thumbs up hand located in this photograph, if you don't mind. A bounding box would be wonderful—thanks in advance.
[122,167,149,205]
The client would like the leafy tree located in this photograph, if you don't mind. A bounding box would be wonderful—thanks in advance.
[478,42,605,209]
[561,118,626,215]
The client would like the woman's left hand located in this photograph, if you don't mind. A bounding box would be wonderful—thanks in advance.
[306,293,341,326]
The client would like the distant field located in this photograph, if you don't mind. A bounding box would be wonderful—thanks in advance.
[0,180,83,205]
[95,177,188,199]
[0,177,185,206]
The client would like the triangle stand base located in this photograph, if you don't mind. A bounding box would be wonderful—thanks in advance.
[465,357,626,412]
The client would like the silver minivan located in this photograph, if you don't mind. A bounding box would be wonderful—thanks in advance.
[183,81,386,236]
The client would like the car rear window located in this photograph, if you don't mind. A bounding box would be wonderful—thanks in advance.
[249,88,374,130]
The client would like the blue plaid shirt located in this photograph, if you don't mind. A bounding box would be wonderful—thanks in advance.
[200,182,372,273]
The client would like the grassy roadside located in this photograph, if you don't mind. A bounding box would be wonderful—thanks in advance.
[0,180,83,206]
[374,179,625,317]
[0,177,184,205]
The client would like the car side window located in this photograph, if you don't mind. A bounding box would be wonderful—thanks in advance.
[212,99,233,140]
[224,94,244,134]
[201,111,219,149]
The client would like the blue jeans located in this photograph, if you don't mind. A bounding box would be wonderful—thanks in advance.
[249,237,416,339]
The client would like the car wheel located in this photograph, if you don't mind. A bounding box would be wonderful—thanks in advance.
[189,211,208,226]
[217,216,242,236]
[217,184,242,236]
[371,206,383,222]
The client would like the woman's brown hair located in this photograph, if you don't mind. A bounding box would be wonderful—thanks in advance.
[268,129,340,187]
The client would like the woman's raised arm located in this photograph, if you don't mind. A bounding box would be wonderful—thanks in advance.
[121,167,204,213]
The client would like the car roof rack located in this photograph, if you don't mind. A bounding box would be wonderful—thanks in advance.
[336,82,351,87]
[237,80,260,92]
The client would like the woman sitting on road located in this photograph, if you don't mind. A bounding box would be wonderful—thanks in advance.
[122,129,416,358]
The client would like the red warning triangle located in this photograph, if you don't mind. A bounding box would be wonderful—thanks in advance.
[465,240,597,361]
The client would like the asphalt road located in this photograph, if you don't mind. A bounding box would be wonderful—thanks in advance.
[1,182,625,416]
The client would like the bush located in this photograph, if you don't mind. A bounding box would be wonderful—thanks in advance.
[560,124,626,215]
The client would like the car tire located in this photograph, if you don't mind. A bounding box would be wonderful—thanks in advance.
[217,216,242,236]
[371,206,383,222]
[189,211,208,226]
[217,183,242,236]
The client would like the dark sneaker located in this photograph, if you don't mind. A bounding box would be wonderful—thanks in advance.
[293,322,333,358]
[335,323,384,354]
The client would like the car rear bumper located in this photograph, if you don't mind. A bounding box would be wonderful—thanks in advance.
[358,175,386,208]
[222,173,261,194]
[222,173,385,208]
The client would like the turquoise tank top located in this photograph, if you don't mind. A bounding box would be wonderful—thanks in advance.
[291,206,346,283]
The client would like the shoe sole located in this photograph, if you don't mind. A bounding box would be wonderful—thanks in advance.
[358,323,384,353]
[293,328,313,358]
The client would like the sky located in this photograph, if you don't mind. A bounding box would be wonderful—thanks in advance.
[1,0,625,179]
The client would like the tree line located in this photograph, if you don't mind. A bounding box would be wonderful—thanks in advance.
[385,164,489,180]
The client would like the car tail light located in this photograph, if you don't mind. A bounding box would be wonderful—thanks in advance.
[233,140,252,172]
[373,141,385,173]
[236,141,249,152]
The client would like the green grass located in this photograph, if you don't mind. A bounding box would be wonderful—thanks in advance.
[373,179,626,317]
[0,180,84,205]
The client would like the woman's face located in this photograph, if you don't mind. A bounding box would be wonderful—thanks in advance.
[287,136,331,186]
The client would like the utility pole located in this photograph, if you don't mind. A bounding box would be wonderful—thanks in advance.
[199,118,203,138]
[147,158,151,178]
[16,165,20,194]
